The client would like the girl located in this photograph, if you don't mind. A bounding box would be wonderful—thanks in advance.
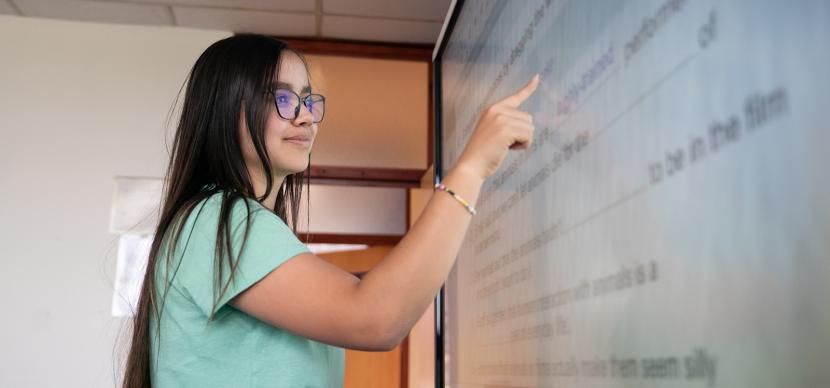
[122,34,538,387]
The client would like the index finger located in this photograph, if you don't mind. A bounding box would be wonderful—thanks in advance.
[500,74,540,108]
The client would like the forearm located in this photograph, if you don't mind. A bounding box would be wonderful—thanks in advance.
[356,163,484,345]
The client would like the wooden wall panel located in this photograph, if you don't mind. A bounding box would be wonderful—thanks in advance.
[318,246,403,388]
[317,245,393,273]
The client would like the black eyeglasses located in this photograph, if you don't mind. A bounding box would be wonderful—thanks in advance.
[268,88,326,124]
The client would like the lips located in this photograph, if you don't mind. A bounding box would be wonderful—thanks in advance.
[284,135,311,147]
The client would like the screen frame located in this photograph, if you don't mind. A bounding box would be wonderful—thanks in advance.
[432,1,465,387]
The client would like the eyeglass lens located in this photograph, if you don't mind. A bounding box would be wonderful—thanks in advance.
[274,89,325,123]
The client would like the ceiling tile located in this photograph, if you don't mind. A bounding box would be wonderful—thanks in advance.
[172,6,315,36]
[0,0,20,15]
[323,0,450,22]
[113,0,314,13]
[13,0,173,25]
[322,15,442,44]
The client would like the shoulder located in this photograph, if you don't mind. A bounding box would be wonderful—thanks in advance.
[184,190,294,238]
[159,189,305,268]
[186,190,266,223]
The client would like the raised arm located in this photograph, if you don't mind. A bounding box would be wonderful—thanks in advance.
[231,75,540,351]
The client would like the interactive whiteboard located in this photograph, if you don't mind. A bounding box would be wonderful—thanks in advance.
[435,1,830,387]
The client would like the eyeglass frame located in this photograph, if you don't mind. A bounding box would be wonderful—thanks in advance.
[267,88,326,124]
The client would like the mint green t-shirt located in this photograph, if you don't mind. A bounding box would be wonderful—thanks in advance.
[149,191,345,387]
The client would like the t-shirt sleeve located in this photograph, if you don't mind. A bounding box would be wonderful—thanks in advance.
[173,194,310,317]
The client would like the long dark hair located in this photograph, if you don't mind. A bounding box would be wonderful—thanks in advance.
[121,34,311,388]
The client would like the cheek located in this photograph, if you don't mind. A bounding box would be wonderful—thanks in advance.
[263,114,289,146]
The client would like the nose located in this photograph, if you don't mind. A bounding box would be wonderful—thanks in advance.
[293,100,314,127]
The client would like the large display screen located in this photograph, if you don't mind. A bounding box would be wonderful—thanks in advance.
[438,1,830,387]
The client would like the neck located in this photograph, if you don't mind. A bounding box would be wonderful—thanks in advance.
[249,169,287,210]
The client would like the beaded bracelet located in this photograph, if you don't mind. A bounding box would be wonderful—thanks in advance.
[434,182,477,215]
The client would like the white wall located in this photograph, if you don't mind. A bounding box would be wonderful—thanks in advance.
[0,15,229,387]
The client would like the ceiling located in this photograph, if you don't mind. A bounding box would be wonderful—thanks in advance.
[0,0,452,44]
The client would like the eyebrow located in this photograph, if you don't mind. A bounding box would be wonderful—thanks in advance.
[272,81,312,94]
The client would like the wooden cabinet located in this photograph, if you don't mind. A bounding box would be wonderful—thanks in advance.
[318,246,407,388]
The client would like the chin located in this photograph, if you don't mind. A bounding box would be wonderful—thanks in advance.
[275,161,309,175]
[291,165,309,174]
[272,146,312,175]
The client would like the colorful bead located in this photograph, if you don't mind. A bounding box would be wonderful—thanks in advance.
[434,182,477,215]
